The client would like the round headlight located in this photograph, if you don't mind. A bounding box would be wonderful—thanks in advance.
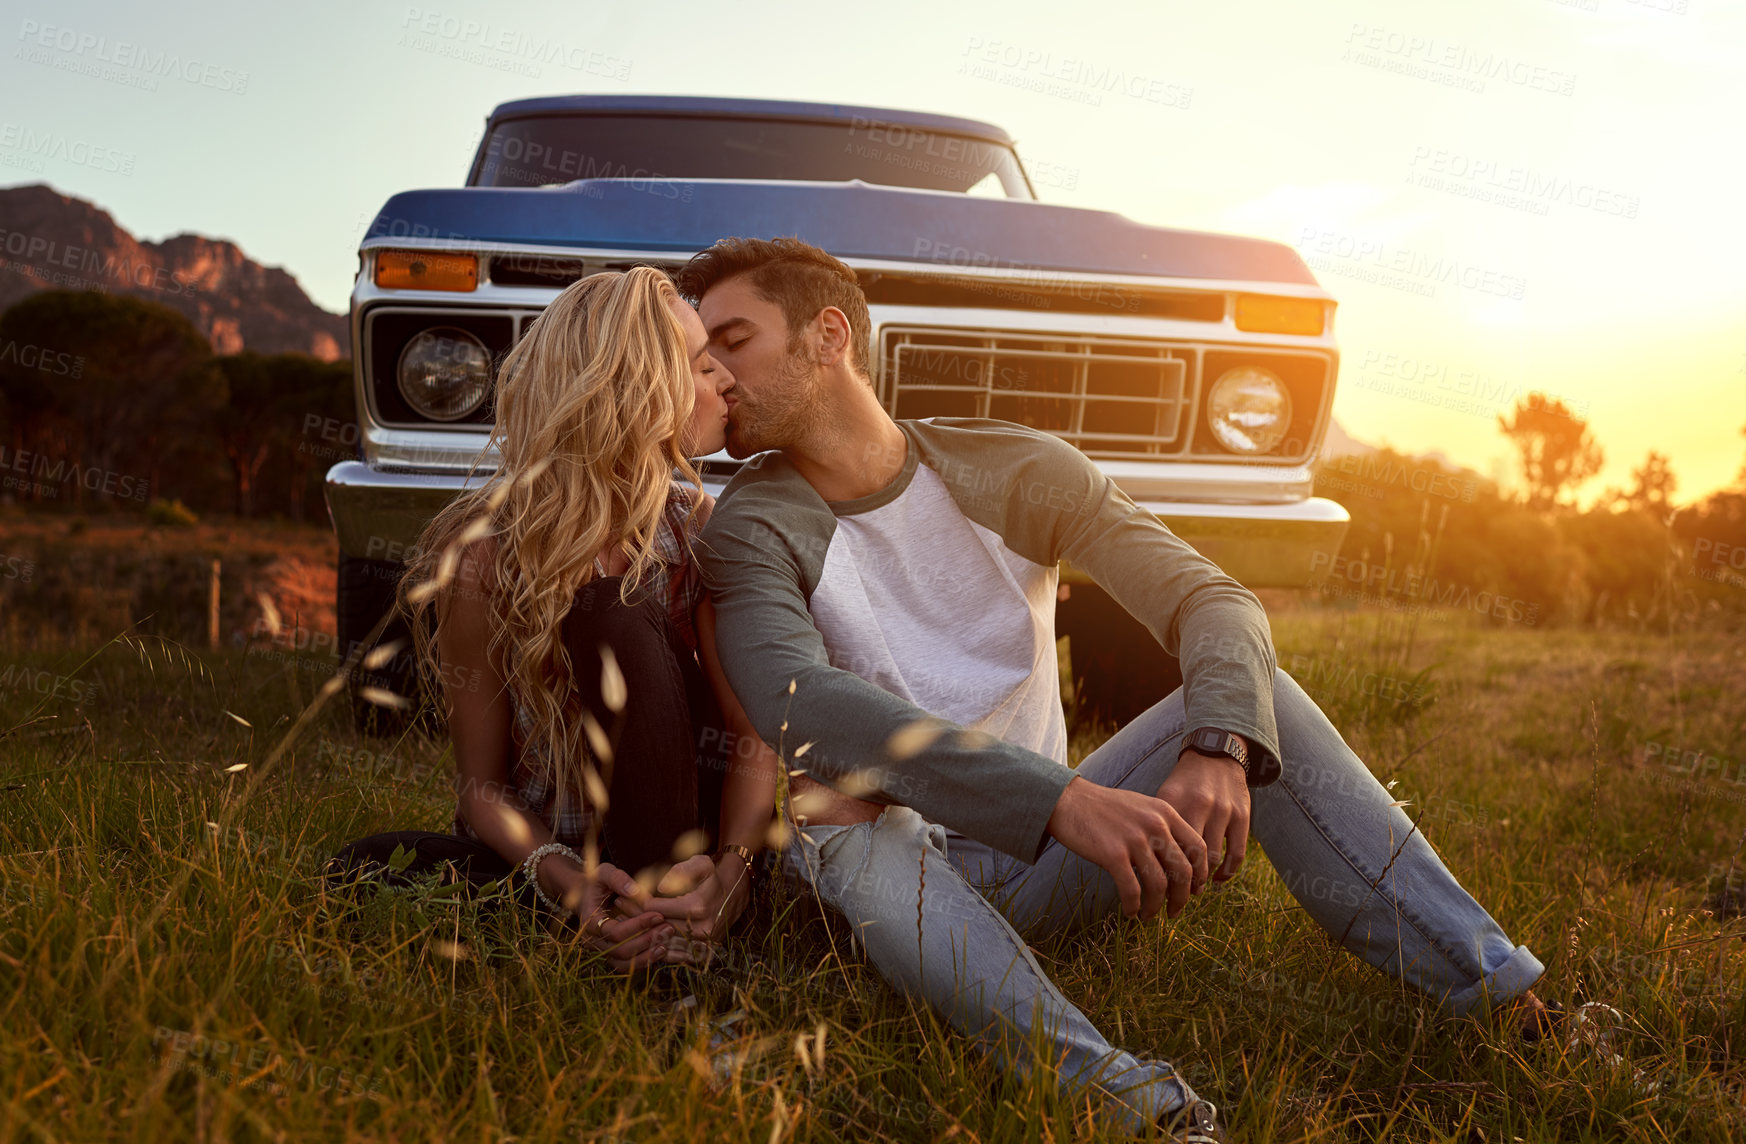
[397,327,492,421]
[1207,366,1293,454]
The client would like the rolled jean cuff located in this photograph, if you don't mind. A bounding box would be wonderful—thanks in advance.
[1094,1060,1199,1135]
[1438,943,1546,1018]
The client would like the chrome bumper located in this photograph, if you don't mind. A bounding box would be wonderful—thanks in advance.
[326,460,1348,587]
[322,461,731,562]
[1073,495,1350,588]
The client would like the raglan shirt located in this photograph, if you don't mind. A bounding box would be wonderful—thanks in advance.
[695,417,1282,866]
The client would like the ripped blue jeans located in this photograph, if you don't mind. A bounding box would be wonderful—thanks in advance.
[778,668,1544,1133]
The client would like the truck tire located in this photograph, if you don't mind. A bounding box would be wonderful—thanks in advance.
[336,554,425,737]
[1057,581,1183,728]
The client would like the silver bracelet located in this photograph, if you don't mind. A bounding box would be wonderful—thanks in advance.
[521,842,583,914]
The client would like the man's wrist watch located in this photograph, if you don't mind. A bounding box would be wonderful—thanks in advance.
[1182,726,1251,782]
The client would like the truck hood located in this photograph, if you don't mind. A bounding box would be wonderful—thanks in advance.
[363,178,1318,286]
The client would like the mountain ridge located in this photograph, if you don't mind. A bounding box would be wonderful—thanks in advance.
[0,182,346,360]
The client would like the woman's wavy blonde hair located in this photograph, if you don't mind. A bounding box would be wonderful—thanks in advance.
[398,265,702,821]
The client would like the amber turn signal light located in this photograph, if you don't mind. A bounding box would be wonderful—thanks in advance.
[1234,294,1324,336]
[374,249,478,292]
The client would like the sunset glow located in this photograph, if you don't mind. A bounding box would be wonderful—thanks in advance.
[2,0,1740,500]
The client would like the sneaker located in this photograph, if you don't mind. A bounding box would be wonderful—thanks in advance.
[1156,1098,1225,1142]
[1517,999,1622,1059]
[1519,999,1660,1098]
[1562,1001,1626,1065]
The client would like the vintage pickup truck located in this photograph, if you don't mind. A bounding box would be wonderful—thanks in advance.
[326,94,1348,731]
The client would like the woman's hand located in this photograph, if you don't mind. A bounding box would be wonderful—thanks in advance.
[636,853,755,964]
[565,860,678,974]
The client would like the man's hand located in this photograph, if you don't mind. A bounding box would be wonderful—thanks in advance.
[637,853,756,964]
[789,773,883,826]
[1156,749,1251,886]
[1044,776,1208,920]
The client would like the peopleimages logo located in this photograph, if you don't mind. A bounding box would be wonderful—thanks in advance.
[1282,652,1434,708]
[15,19,249,93]
[959,37,1193,109]
[1341,23,1576,96]
[0,122,135,175]
[0,664,102,704]
[152,1026,385,1097]
[1297,228,1527,301]
[0,337,83,377]
[1407,146,1640,219]
[1318,451,1478,503]
[0,227,201,298]
[1644,741,1746,786]
[397,8,631,80]
[1309,552,1540,625]
[478,135,690,199]
[0,447,150,501]
[1349,348,1591,422]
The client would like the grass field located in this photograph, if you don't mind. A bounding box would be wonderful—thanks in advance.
[1,594,1742,1142]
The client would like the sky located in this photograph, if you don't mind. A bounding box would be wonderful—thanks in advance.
[2,0,1742,504]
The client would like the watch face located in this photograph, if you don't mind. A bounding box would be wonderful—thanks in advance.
[1190,728,1245,765]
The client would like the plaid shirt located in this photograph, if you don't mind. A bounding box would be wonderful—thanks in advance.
[456,480,707,848]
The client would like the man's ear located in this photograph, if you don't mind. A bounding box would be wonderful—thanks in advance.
[814,306,852,366]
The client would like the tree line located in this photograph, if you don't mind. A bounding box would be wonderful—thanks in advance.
[0,289,352,521]
[1315,393,1746,627]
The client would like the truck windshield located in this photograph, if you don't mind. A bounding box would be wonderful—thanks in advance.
[471,114,1034,199]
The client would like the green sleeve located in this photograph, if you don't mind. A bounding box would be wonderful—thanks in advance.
[1057,473,1283,785]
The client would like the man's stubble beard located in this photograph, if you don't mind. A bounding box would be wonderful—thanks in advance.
[729,339,827,457]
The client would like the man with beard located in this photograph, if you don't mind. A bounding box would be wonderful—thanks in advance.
[674,237,1558,1140]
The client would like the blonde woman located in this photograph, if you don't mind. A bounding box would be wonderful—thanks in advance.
[325,266,779,973]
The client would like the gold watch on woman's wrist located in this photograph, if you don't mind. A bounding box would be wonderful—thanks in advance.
[714,843,757,891]
[714,843,755,868]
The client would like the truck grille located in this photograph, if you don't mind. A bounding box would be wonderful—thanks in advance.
[879,327,1189,458]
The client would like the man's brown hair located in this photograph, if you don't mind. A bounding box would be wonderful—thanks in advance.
[673,236,872,379]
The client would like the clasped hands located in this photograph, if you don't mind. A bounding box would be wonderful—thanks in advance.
[569,749,1246,967]
[570,852,752,974]
[1044,748,1251,922]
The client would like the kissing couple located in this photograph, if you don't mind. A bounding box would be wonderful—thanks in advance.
[330,235,1564,1141]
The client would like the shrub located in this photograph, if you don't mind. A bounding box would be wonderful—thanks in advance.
[146,498,200,527]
